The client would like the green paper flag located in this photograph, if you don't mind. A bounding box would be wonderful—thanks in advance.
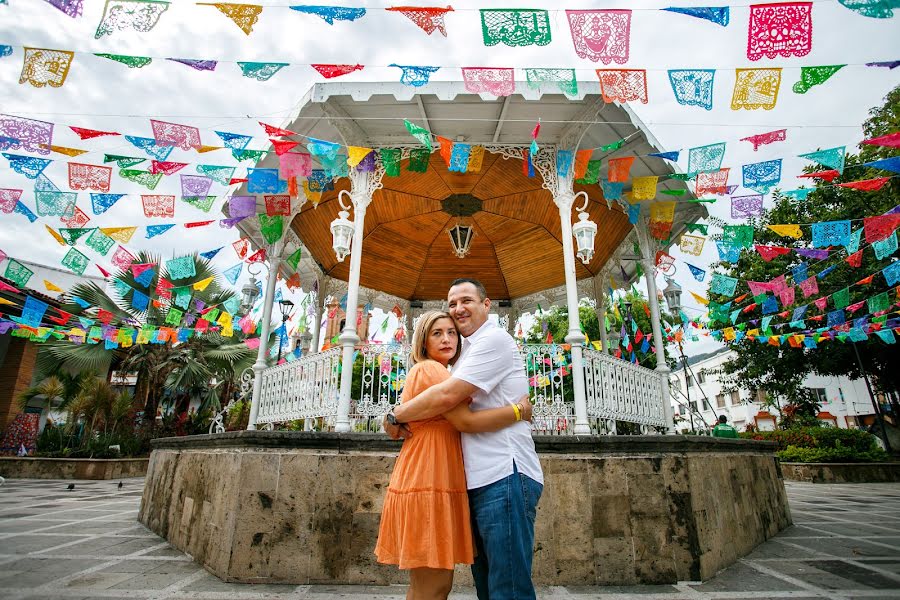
[95,53,153,68]
[404,120,432,150]
[59,228,91,246]
[868,292,889,314]
[408,148,430,173]
[600,139,625,152]
[833,287,850,310]
[120,169,162,190]
[4,259,34,287]
[380,148,402,177]
[166,308,184,326]
[575,160,601,185]
[286,247,303,271]
[103,154,146,169]
[258,215,284,244]
[793,65,846,94]
[182,195,216,213]
[85,228,114,255]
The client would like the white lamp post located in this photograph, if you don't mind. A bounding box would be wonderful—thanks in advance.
[663,277,683,317]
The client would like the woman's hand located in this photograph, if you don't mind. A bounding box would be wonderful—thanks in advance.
[517,395,533,422]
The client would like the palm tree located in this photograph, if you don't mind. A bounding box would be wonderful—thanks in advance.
[35,252,265,431]
[18,370,95,428]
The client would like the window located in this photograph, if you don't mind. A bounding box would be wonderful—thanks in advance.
[731,391,741,406]
[716,394,726,409]
[690,400,698,413]
[678,404,686,416]
[751,389,767,404]
[697,371,706,384]
[686,378,693,388]
[809,388,827,404]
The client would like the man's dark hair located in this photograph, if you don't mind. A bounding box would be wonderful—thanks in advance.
[449,278,488,300]
[718,414,727,424]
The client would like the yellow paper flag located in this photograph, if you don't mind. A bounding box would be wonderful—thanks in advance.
[44,280,63,292]
[690,291,709,306]
[197,145,223,153]
[43,144,88,157]
[467,146,485,173]
[302,181,322,207]
[767,224,802,239]
[631,176,659,201]
[45,225,66,245]
[100,227,137,243]
[0,297,17,306]
[346,146,373,167]
[201,2,264,35]
[723,327,736,341]
[193,276,214,291]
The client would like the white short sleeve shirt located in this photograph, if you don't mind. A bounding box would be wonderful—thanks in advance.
[451,321,543,490]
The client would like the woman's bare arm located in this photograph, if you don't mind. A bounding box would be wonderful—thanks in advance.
[442,395,532,433]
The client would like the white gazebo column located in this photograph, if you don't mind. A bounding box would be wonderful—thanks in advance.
[540,151,590,436]
[335,167,382,432]
[309,274,323,354]
[592,274,610,354]
[248,241,283,430]
[637,223,675,433]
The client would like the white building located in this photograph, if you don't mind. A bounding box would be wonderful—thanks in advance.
[669,348,879,433]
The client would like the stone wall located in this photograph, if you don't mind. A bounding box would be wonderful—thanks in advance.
[781,462,900,483]
[0,457,149,480]
[139,433,790,586]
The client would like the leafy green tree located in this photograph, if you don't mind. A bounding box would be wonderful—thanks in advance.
[713,85,900,424]
[34,252,262,430]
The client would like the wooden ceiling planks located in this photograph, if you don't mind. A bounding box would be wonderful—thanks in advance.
[289,149,636,301]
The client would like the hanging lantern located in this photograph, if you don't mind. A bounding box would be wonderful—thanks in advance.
[572,211,598,264]
[448,223,475,259]
[330,210,354,262]
[663,277,683,317]
[240,275,260,314]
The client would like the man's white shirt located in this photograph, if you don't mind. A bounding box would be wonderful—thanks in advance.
[450,320,543,490]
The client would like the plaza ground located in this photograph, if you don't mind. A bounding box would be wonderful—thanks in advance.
[1,477,899,599]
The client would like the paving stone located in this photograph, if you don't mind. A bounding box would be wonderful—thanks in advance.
[2,476,900,597]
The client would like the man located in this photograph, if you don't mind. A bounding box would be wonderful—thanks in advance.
[385,278,543,600]
[712,414,739,438]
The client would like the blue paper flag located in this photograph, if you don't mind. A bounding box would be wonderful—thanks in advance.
[811,220,851,248]
[668,69,715,110]
[237,62,288,81]
[134,268,155,288]
[131,290,149,311]
[640,338,650,353]
[863,156,900,174]
[742,159,782,194]
[14,201,37,222]
[799,146,845,174]
[818,265,838,280]
[200,247,223,260]
[687,263,706,282]
[247,168,287,193]
[715,241,741,264]
[124,136,174,161]
[449,143,471,173]
[661,6,729,26]
[761,295,778,315]
[146,224,175,239]
[627,203,641,224]
[22,296,48,328]
[883,260,900,286]
[90,193,125,215]
[289,5,366,24]
[827,309,846,328]
[648,151,680,162]
[792,263,808,283]
[306,137,341,161]
[215,131,252,150]
[3,153,51,179]
[0,46,12,57]
[390,64,439,87]
[876,329,896,344]
[223,263,242,285]
[556,150,574,178]
[792,305,808,321]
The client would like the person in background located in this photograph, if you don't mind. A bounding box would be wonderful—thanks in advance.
[712,414,739,438]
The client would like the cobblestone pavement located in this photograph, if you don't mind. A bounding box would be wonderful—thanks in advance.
[1,477,899,599]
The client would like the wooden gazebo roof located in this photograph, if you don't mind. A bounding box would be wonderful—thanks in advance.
[236,82,706,302]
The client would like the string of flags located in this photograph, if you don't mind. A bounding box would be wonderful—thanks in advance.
[7,41,897,107]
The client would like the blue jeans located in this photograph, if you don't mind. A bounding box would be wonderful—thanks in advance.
[468,463,543,600]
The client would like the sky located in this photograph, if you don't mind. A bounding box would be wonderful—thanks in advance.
[0,0,898,355]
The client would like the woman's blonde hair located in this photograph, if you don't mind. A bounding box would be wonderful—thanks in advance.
[409,310,461,365]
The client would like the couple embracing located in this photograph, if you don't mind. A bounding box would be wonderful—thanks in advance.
[376,278,543,600]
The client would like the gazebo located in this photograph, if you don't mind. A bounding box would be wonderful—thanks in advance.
[229,81,707,436]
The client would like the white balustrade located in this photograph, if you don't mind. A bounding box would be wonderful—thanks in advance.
[250,343,667,434]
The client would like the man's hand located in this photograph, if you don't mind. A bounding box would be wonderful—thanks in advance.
[383,415,412,440]
[517,395,533,422]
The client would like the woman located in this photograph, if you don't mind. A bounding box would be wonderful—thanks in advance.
[374,310,531,600]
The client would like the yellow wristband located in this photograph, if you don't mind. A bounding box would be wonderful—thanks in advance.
[511,403,522,421]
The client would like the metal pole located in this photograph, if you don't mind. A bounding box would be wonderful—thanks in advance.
[852,341,892,453]
[642,257,675,433]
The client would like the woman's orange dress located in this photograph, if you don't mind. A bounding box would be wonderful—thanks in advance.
[374,360,474,570]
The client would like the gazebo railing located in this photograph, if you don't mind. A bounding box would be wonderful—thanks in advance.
[252,343,666,434]
[582,347,667,433]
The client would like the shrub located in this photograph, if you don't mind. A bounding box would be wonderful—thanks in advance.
[741,426,889,462]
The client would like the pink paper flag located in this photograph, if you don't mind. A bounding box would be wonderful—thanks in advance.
[801,277,819,298]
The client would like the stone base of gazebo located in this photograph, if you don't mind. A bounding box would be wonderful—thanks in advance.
[139,432,790,586]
